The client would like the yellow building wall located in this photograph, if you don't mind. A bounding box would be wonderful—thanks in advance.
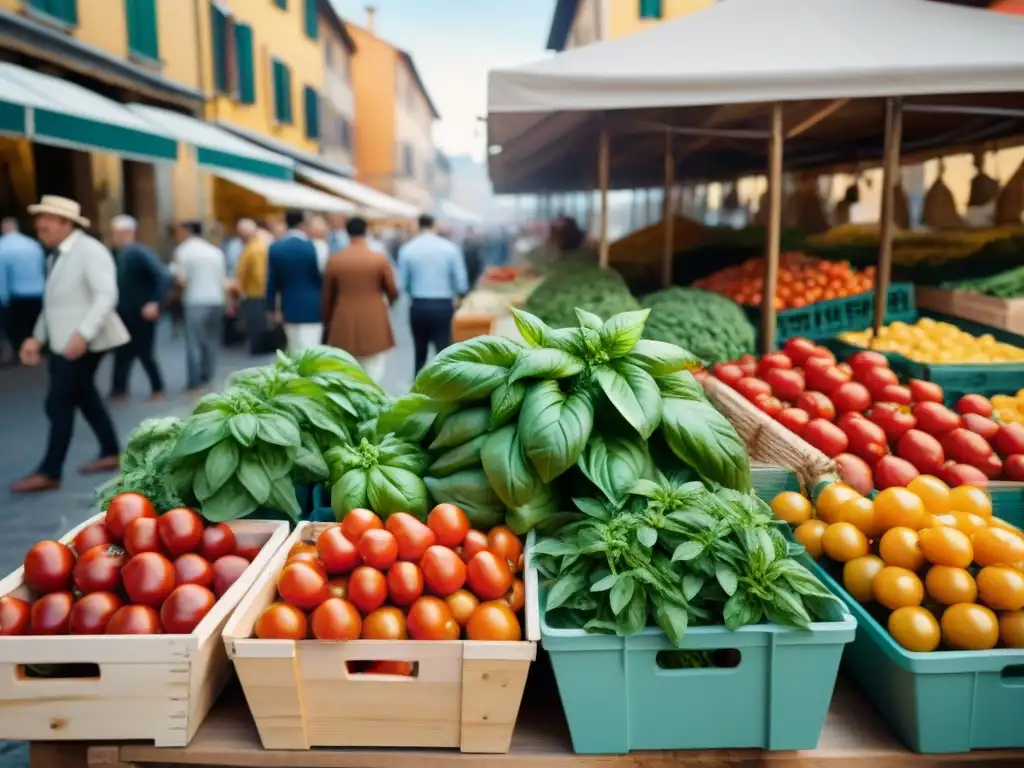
[349,24,399,194]
[607,0,716,39]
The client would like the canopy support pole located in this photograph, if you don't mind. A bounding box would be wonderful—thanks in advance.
[662,130,675,288]
[598,129,610,268]
[874,97,904,336]
[761,102,784,354]
[786,99,849,139]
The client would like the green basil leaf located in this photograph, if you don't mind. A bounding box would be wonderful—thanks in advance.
[628,339,702,377]
[771,586,812,629]
[412,336,521,401]
[508,348,585,384]
[170,415,229,459]
[193,463,214,502]
[428,433,488,477]
[256,442,293,480]
[332,468,370,519]
[617,591,648,636]
[573,496,611,521]
[715,563,738,597]
[656,370,705,401]
[236,452,272,504]
[575,308,603,331]
[531,538,579,558]
[547,571,587,612]
[368,465,429,519]
[430,406,491,450]
[481,425,537,509]
[256,413,302,447]
[200,478,259,522]
[266,477,302,522]
[489,380,527,430]
[510,307,552,347]
[228,414,259,447]
[610,576,635,615]
[291,398,347,439]
[651,594,689,647]
[376,393,445,442]
[377,437,431,475]
[204,439,240,496]
[661,397,751,492]
[578,431,649,505]
[599,309,649,358]
[637,526,658,548]
[424,469,505,529]
[724,591,762,631]
[629,479,663,498]
[519,381,594,483]
[293,433,329,482]
[546,327,592,357]
[326,390,359,418]
[596,361,662,439]
[590,573,620,592]
[672,541,704,562]
[506,482,559,535]
[682,573,704,601]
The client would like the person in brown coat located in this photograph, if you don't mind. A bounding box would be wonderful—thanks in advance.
[321,216,399,383]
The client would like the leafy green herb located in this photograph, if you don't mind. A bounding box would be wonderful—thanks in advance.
[327,433,430,520]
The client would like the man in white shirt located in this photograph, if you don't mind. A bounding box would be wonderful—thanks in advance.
[308,214,331,273]
[170,221,226,393]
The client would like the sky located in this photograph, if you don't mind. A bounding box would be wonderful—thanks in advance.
[330,0,554,160]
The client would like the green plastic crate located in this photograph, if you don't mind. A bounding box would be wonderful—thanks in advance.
[541,586,855,754]
[751,464,801,500]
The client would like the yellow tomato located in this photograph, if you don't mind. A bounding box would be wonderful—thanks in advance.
[843,555,885,603]
[872,566,925,610]
[988,517,1024,536]
[972,527,1024,568]
[931,514,958,528]
[925,566,977,605]
[941,603,999,651]
[918,526,974,569]
[821,522,870,563]
[907,475,951,515]
[949,485,993,519]
[770,491,813,525]
[950,512,988,537]
[816,483,861,525]
[837,496,879,537]
[888,606,941,652]
[874,487,927,532]
[794,519,828,559]
[999,610,1024,648]
[976,566,1024,611]
[879,527,925,570]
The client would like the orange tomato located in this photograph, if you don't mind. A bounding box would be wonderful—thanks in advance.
[879,527,925,571]
[972,527,1024,567]
[918,526,973,568]
[925,566,977,605]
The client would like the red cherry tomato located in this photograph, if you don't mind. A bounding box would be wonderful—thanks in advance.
[805,365,850,395]
[406,596,460,640]
[848,350,889,374]
[23,540,75,594]
[211,554,250,598]
[73,545,126,595]
[420,545,467,596]
[856,365,899,397]
[467,551,515,600]
[311,598,362,640]
[880,384,913,405]
[340,508,383,544]
[956,394,994,418]
[386,513,437,561]
[503,579,526,614]
[466,601,522,641]
[235,540,262,561]
[358,529,399,570]
[123,517,163,556]
[874,455,921,489]
[160,584,215,634]
[286,550,328,578]
[72,523,113,557]
[104,492,157,543]
[870,402,917,442]
[734,376,772,402]
[910,379,945,404]
[802,418,849,458]
[106,604,162,635]
[173,553,214,588]
[834,453,874,496]
[763,368,805,402]
[347,566,388,614]
[316,526,361,574]
[840,416,889,465]
[897,429,946,474]
[254,602,308,639]
[755,394,785,419]
[457,530,490,563]
[366,660,414,676]
[962,413,1000,442]
[427,504,470,548]
[756,352,793,377]
[830,382,872,414]
[777,407,810,436]
[387,561,424,606]
[0,596,31,636]
[795,391,836,422]
[1004,455,1024,482]
[937,461,988,488]
[69,592,123,635]
[487,526,524,573]
[783,337,817,365]
[198,524,236,561]
[122,551,176,607]
[30,591,74,635]
[710,362,744,386]
[277,561,330,611]
[157,508,204,557]
[995,422,1024,456]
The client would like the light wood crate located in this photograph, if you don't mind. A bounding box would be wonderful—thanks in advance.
[916,286,1024,336]
[223,522,539,753]
[0,513,289,747]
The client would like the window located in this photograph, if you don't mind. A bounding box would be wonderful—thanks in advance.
[303,86,320,139]
[639,0,662,19]
[271,59,293,124]
[234,23,255,104]
[401,143,414,177]
[25,0,77,25]
[125,0,159,61]
[273,0,287,8]
[210,2,230,93]
[325,39,333,67]
[340,117,351,150]
[303,0,317,39]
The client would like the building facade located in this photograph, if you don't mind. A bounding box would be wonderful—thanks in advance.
[318,0,356,170]
[547,0,716,51]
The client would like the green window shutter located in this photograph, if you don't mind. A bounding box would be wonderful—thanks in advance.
[273,60,293,124]
[303,0,318,39]
[303,86,320,139]
[638,0,661,19]
[234,23,255,104]
[210,2,229,94]
[274,0,287,8]
[28,0,78,24]
[126,0,159,60]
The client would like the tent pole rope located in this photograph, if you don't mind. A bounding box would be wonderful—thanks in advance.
[598,127,610,268]
[874,97,904,336]
[662,129,675,288]
[761,101,784,354]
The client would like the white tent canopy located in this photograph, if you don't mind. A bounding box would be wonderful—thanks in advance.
[296,164,419,219]
[487,0,1024,193]
[213,170,356,213]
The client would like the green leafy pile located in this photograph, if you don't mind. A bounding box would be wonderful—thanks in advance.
[942,263,1024,298]
[94,417,186,512]
[642,287,756,365]
[532,475,839,645]
[522,266,640,329]
[325,431,431,520]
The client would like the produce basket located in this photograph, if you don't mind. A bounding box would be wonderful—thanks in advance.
[0,513,288,746]
[542,582,856,754]
[223,522,540,753]
[916,286,1024,337]
[751,462,801,499]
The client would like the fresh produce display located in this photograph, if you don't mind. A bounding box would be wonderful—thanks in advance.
[713,340,1024,485]
[771,479,1024,652]
[840,318,1024,364]
[0,493,259,637]
[942,264,1024,299]
[94,417,186,512]
[692,253,875,310]
[990,391,1024,426]
[252,504,527,652]
[521,266,640,330]
[641,287,756,365]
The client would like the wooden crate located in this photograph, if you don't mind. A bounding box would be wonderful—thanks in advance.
[916,286,1024,335]
[0,513,289,747]
[703,376,835,489]
[452,310,499,342]
[223,522,539,753]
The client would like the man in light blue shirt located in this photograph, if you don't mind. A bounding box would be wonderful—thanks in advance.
[397,213,469,374]
[0,216,46,359]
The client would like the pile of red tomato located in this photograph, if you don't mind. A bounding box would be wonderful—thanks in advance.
[0,492,259,637]
[712,338,1024,491]
[254,503,527,669]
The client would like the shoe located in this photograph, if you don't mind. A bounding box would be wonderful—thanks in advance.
[146,391,166,403]
[79,456,120,475]
[10,474,60,493]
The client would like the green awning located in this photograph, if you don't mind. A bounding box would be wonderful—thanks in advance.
[0,62,177,162]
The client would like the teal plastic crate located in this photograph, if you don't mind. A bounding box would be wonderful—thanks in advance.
[541,586,855,753]
[309,482,336,523]
[751,464,801,500]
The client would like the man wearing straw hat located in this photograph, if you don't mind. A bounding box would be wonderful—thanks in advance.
[10,196,128,494]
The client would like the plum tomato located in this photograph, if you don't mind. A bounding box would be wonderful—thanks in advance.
[880,384,913,405]
[795,391,836,421]
[285,550,327,578]
[938,461,989,488]
[995,422,1024,456]
[30,591,74,635]
[157,508,204,557]
[173,553,214,588]
[834,453,874,496]
[420,545,467,596]
[783,337,818,365]
[122,552,175,607]
[340,508,383,544]
[160,584,215,634]
[710,362,744,386]
[962,413,1000,442]
[73,545,126,595]
[466,601,522,641]
[777,407,811,436]
[487,526,524,574]
[805,365,850,395]
[358,529,399,570]
[802,418,849,458]
[756,352,793,377]
[912,402,961,436]
[940,428,994,467]
[366,661,414,676]
[870,402,916,442]
[897,429,946,474]
[360,606,408,640]
[457,530,489,563]
[72,523,113,557]
[980,453,1004,481]
[445,589,479,627]
[311,598,362,641]
[831,381,872,414]
[856,365,899,397]
[1006,455,1024,482]
[69,592,123,635]
[763,368,805,402]
[277,561,329,611]
[123,517,162,556]
[957,394,994,418]
[874,455,921,490]
[755,394,785,419]
[734,376,772,402]
[211,554,250,597]
[327,576,349,600]
[467,551,514,600]
[347,566,388,614]
[427,504,470,548]
[737,353,757,376]
[840,416,889,464]
[386,561,424,607]
[198,523,236,561]
[105,604,161,635]
[848,350,889,374]
[407,596,461,640]
[104,492,157,543]
[386,513,437,561]
[910,379,944,404]
[503,578,526,614]
[0,596,31,636]
[316,526,360,574]
[255,602,308,640]
[23,540,75,594]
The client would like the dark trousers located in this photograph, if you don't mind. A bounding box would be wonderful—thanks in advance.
[241,297,268,354]
[410,298,455,374]
[111,314,164,396]
[38,352,120,479]
[7,296,42,353]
